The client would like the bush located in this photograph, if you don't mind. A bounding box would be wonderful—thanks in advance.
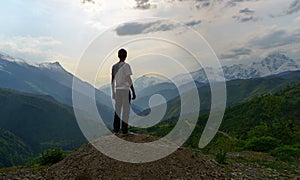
[38,149,66,165]
[270,146,300,161]
[215,149,227,164]
[244,136,280,152]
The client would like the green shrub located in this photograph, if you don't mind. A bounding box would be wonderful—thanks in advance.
[244,136,280,152]
[270,146,300,161]
[215,149,227,164]
[38,149,66,165]
[247,122,270,139]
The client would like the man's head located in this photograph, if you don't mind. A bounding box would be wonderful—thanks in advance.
[118,48,127,61]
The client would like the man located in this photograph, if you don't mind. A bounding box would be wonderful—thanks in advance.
[111,48,136,135]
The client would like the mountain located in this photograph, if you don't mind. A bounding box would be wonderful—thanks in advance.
[99,74,167,96]
[102,53,300,114]
[0,88,86,157]
[140,70,300,123]
[174,53,300,84]
[0,53,114,126]
[146,83,300,161]
[0,53,111,105]
[223,53,300,80]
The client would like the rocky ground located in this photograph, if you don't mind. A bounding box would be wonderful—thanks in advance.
[0,134,299,179]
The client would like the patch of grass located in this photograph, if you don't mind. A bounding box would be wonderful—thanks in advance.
[227,152,299,174]
[215,150,227,164]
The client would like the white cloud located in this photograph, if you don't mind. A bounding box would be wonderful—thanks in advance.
[0,36,62,54]
[0,36,68,63]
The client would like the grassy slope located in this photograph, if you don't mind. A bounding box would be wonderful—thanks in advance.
[0,88,86,156]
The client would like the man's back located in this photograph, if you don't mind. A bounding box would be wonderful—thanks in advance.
[112,61,132,90]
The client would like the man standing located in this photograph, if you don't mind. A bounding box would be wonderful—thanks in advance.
[111,49,136,135]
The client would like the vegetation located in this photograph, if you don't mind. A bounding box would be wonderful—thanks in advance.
[1,75,300,168]
[243,136,281,152]
[0,129,33,167]
[270,145,300,161]
[215,149,227,164]
[37,149,66,166]
[0,88,86,167]
[143,83,300,162]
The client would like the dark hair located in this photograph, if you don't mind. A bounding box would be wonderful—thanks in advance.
[118,49,127,59]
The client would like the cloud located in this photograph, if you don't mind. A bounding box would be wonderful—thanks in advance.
[220,48,252,59]
[239,8,254,15]
[233,15,258,22]
[225,0,261,7]
[221,27,300,61]
[0,36,62,54]
[114,19,202,36]
[233,7,258,22]
[115,21,178,36]
[0,36,64,62]
[195,0,211,9]
[285,0,300,15]
[248,28,300,49]
[185,20,202,27]
[134,0,157,10]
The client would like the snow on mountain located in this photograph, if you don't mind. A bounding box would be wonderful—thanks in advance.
[224,53,300,81]
[100,53,300,94]
[176,53,300,84]
[134,74,168,91]
[99,74,167,95]
[0,53,26,64]
[0,53,112,105]
[38,61,65,72]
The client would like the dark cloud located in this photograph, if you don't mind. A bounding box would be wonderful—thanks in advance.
[185,20,202,27]
[195,0,211,9]
[221,48,252,59]
[233,7,257,22]
[115,21,178,36]
[225,0,261,7]
[285,0,300,15]
[239,8,254,15]
[115,22,157,36]
[134,0,157,10]
[249,28,300,49]
[233,15,258,22]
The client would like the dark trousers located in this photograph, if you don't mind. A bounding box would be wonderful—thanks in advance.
[114,89,131,133]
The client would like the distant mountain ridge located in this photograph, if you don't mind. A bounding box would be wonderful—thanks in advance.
[0,88,87,167]
[223,53,300,80]
[99,53,300,102]
[175,53,300,84]
[0,53,114,127]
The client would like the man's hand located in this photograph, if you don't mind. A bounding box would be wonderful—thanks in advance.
[132,92,136,100]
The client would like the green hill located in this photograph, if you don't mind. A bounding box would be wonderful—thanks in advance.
[146,71,300,122]
[0,129,33,167]
[0,88,86,157]
[145,83,300,160]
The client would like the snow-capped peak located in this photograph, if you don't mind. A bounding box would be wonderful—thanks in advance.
[38,61,64,72]
[0,53,27,64]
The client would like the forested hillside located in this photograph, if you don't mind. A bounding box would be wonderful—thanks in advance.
[0,88,86,167]
[0,129,32,167]
[147,83,300,160]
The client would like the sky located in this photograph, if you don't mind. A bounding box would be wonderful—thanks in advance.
[0,0,300,86]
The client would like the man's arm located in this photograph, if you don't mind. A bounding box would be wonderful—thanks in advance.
[111,74,115,99]
[126,76,136,100]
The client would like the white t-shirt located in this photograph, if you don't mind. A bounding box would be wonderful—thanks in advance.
[112,62,132,90]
